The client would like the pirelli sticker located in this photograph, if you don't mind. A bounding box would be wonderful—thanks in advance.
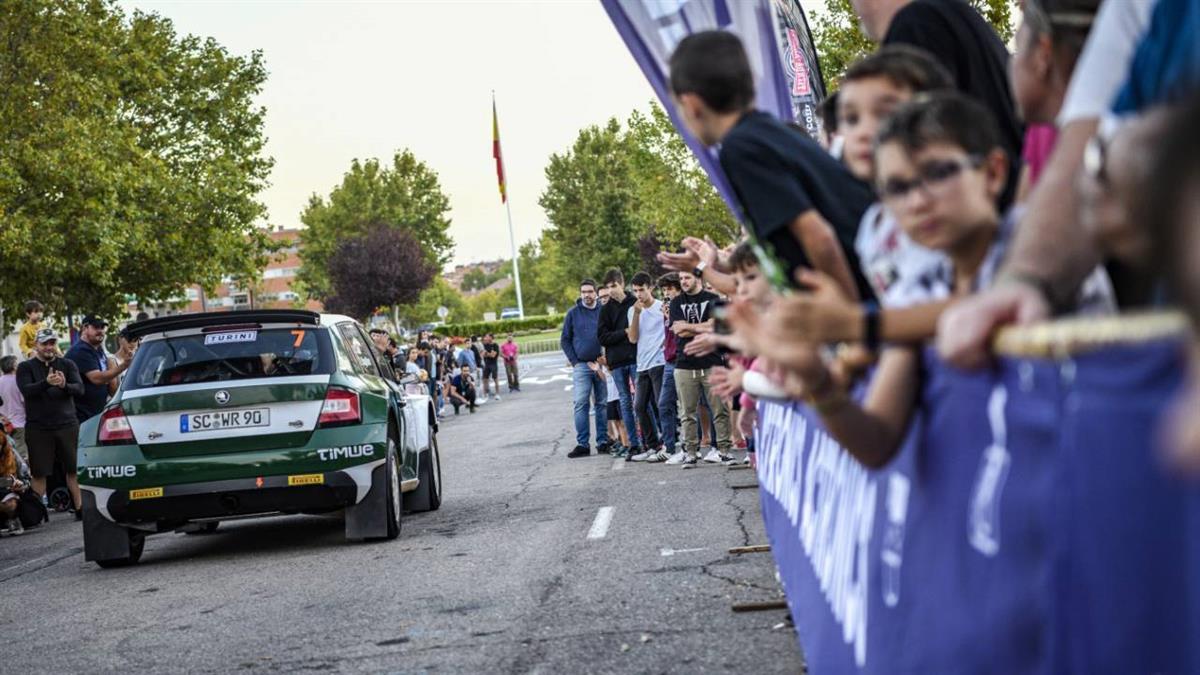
[129,487,164,500]
[288,473,324,486]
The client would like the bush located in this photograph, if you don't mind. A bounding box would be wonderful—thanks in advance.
[437,314,561,338]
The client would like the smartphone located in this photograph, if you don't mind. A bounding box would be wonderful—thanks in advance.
[0,476,13,489]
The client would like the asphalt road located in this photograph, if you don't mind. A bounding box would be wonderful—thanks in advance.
[0,352,804,674]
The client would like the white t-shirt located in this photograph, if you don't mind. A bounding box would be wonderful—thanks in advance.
[627,300,666,372]
[853,202,947,308]
[1058,0,1156,125]
[605,372,619,403]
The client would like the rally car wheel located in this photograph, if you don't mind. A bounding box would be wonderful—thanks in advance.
[406,431,442,513]
[382,434,402,540]
[95,530,145,568]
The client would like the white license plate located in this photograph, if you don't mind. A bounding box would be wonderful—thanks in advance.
[180,408,270,433]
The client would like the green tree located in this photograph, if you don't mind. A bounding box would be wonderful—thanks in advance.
[539,118,646,284]
[0,0,274,321]
[397,277,468,327]
[624,105,740,246]
[298,150,453,300]
[811,0,1016,90]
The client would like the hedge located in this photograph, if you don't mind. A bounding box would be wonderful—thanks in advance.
[436,314,562,337]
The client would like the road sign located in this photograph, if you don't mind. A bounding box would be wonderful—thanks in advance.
[436,306,449,319]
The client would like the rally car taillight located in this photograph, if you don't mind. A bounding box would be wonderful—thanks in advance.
[98,405,134,445]
[318,388,360,427]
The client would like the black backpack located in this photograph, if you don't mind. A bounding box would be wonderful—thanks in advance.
[17,489,49,528]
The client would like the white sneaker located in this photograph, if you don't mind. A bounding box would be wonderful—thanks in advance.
[630,449,655,462]
[680,453,699,468]
[702,448,726,463]
[493,394,501,402]
[646,449,670,463]
[663,450,687,465]
[477,396,488,405]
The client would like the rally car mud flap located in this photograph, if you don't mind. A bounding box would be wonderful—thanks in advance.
[344,460,389,540]
[82,492,135,562]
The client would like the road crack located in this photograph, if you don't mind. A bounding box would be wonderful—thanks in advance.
[506,427,567,508]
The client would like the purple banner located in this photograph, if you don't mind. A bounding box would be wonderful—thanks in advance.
[755,340,1199,672]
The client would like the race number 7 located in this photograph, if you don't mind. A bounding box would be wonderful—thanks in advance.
[291,330,305,347]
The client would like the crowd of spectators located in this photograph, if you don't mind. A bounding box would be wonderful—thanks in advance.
[555,0,1200,482]
[367,328,522,418]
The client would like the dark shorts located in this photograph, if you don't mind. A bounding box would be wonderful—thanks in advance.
[731,395,742,412]
[483,361,498,378]
[606,400,620,421]
[27,424,79,478]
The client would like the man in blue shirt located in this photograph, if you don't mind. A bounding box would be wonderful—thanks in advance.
[560,279,608,458]
[65,315,133,423]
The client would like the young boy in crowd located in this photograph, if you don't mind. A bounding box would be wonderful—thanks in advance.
[18,301,45,359]
[657,273,682,463]
[789,93,1111,468]
[668,30,875,301]
[709,242,780,465]
[625,272,668,462]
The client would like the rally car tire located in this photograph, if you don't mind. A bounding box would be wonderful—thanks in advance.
[381,434,402,540]
[95,530,145,568]
[405,432,442,513]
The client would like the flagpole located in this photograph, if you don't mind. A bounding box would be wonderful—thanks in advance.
[495,92,525,319]
[504,191,525,319]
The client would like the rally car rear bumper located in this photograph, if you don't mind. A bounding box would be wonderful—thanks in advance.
[80,459,384,526]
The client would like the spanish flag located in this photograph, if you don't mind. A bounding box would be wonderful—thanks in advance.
[492,96,506,204]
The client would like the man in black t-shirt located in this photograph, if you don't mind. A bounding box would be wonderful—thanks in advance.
[668,271,732,466]
[854,0,1022,208]
[481,333,501,401]
[668,31,875,301]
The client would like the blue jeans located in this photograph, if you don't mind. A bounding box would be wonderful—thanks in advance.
[610,363,639,449]
[572,363,608,449]
[659,363,677,451]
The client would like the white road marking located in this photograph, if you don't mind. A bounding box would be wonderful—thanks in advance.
[660,547,707,557]
[563,384,572,391]
[587,506,614,540]
[612,458,624,471]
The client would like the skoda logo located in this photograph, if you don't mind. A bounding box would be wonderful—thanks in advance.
[214,390,230,406]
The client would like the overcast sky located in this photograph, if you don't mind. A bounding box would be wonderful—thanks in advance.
[121,0,825,268]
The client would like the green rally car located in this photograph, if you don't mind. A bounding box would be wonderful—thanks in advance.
[78,310,442,568]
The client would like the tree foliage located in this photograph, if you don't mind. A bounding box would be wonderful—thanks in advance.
[0,0,274,321]
[535,104,738,302]
[396,276,468,327]
[298,150,453,300]
[624,105,740,245]
[323,223,436,321]
[811,0,1016,91]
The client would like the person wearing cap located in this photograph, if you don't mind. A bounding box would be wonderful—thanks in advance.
[16,328,85,515]
[66,315,134,424]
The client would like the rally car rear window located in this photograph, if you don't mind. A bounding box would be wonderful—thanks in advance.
[125,328,334,390]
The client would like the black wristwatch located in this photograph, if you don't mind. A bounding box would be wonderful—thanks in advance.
[693,260,707,278]
[862,302,881,353]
